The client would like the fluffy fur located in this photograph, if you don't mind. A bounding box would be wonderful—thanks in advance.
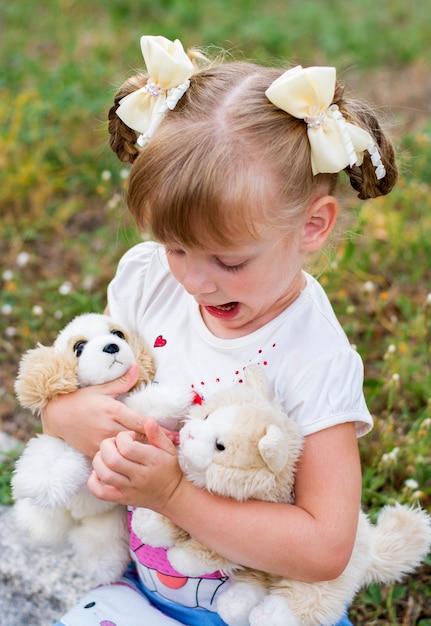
[12,313,194,583]
[132,365,431,626]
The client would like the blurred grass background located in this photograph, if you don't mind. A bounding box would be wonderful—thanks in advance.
[1,0,431,623]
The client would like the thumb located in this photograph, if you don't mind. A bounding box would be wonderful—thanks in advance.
[99,363,140,398]
[145,417,176,455]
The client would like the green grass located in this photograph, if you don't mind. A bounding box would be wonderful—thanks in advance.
[1,1,431,622]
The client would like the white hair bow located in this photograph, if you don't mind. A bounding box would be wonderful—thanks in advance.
[265,65,385,179]
[116,35,194,146]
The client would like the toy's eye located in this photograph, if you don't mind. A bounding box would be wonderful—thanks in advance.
[215,440,225,452]
[73,340,87,357]
[111,329,125,340]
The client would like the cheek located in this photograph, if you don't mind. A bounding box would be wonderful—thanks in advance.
[166,255,183,283]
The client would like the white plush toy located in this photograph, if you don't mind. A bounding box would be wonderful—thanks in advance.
[132,365,431,626]
[12,313,194,583]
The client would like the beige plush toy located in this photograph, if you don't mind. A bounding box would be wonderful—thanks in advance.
[12,313,194,583]
[132,365,431,626]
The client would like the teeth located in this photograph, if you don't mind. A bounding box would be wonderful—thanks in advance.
[215,303,236,311]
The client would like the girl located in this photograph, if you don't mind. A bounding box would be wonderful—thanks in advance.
[44,36,397,626]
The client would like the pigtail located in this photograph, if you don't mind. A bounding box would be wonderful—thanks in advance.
[340,97,398,200]
[108,74,148,164]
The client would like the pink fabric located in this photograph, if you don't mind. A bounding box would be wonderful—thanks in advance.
[128,510,222,580]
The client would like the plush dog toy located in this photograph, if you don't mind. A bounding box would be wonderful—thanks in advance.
[132,365,431,626]
[12,313,194,583]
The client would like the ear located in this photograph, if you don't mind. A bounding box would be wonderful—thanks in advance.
[300,195,338,253]
[258,424,289,474]
[128,331,156,386]
[243,365,271,398]
[14,346,78,414]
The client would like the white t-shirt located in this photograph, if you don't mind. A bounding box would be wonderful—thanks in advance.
[108,241,372,438]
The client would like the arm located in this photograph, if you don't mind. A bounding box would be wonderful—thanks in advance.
[89,418,362,582]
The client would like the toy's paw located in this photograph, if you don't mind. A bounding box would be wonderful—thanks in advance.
[12,435,90,507]
[167,545,220,577]
[13,499,73,546]
[125,384,195,431]
[217,581,266,626]
[250,595,301,626]
[131,509,176,547]
[68,484,117,519]
[69,506,129,584]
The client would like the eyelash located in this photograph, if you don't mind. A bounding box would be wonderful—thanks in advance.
[165,248,248,273]
[216,259,248,273]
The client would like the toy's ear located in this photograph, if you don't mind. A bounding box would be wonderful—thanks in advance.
[15,345,78,415]
[258,424,290,474]
[243,365,271,398]
[128,332,156,386]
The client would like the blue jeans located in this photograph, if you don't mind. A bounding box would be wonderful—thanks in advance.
[54,562,354,626]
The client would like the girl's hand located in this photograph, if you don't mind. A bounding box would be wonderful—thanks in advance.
[88,417,184,509]
[41,364,179,457]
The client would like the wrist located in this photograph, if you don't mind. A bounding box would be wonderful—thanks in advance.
[159,473,193,520]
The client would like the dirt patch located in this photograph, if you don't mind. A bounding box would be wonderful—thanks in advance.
[348,59,430,135]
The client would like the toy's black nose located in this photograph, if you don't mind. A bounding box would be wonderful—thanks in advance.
[103,343,120,354]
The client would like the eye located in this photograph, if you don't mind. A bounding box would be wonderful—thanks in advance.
[215,440,225,451]
[111,329,125,340]
[215,258,248,273]
[73,340,87,357]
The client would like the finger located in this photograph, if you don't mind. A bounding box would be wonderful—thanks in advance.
[93,442,131,486]
[96,363,140,398]
[115,430,152,463]
[87,470,125,503]
[163,428,180,446]
[144,417,177,455]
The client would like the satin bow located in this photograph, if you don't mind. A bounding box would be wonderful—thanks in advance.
[116,35,194,143]
[265,65,373,175]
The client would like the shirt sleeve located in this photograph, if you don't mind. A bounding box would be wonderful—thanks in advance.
[284,347,373,438]
[107,241,160,333]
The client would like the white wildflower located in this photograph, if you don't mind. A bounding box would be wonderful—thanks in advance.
[363,280,377,294]
[59,281,72,295]
[2,270,13,281]
[82,275,95,291]
[1,304,13,315]
[404,479,419,490]
[16,251,30,267]
[107,193,121,210]
[381,447,400,466]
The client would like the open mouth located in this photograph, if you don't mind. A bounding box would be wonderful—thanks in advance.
[204,302,239,318]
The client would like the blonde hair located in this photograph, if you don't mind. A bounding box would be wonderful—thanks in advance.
[108,57,398,247]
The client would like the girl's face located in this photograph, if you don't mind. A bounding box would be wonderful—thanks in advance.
[165,226,306,339]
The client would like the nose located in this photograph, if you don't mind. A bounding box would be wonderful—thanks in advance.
[181,266,217,297]
[103,343,120,354]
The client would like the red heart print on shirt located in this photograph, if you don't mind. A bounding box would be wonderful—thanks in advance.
[154,335,167,347]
